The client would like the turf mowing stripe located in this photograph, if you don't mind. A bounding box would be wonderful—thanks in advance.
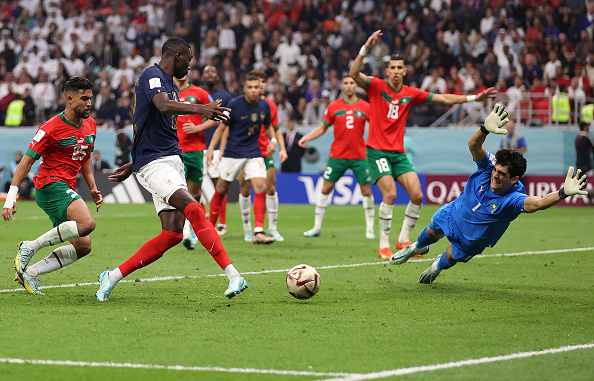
[0,357,355,377]
[1,246,592,294]
[318,343,594,381]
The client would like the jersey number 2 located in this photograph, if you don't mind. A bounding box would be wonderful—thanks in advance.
[346,115,354,129]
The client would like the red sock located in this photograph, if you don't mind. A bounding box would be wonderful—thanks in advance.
[219,194,228,225]
[119,229,182,277]
[184,202,231,269]
[209,190,224,226]
[254,192,266,229]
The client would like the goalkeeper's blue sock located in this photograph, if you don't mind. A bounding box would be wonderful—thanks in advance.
[416,226,439,249]
[436,250,456,270]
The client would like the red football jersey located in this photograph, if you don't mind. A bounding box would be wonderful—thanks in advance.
[364,77,432,152]
[26,112,97,190]
[323,97,370,160]
[258,97,280,158]
[176,84,211,152]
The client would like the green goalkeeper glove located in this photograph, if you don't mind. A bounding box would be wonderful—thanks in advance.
[558,166,588,199]
[481,103,509,135]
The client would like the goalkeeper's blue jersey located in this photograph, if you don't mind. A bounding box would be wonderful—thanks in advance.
[448,151,529,249]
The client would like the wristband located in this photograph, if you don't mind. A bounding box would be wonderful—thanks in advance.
[3,185,18,209]
[359,45,368,57]
[558,187,568,199]
[270,138,277,144]
[480,124,489,135]
[467,95,477,102]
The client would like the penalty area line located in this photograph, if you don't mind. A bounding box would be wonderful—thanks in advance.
[0,358,355,378]
[0,246,592,294]
[318,343,594,381]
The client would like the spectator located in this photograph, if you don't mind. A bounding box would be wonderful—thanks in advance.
[500,119,527,153]
[31,72,57,122]
[281,116,305,173]
[93,150,111,173]
[575,122,594,178]
[421,68,447,94]
[5,151,34,199]
[303,89,329,126]
[110,58,134,90]
[274,31,301,85]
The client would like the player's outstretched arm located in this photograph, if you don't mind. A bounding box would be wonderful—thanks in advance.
[81,157,102,211]
[298,123,329,148]
[524,167,588,212]
[468,104,509,161]
[2,154,35,221]
[152,93,231,121]
[108,163,133,182]
[182,119,219,134]
[430,87,498,105]
[349,30,382,88]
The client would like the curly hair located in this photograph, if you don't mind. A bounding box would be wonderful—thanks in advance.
[63,76,93,93]
[161,37,191,56]
[495,149,527,179]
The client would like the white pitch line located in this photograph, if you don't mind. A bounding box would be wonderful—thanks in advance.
[0,358,356,378]
[1,247,592,294]
[318,343,594,381]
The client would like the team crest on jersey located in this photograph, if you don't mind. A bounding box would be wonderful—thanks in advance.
[400,96,412,104]
[251,113,258,122]
[489,202,498,213]
[260,112,265,120]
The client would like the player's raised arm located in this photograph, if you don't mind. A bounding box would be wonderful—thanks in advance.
[298,122,329,148]
[2,153,36,221]
[468,104,509,162]
[429,87,498,105]
[523,167,588,212]
[349,30,382,88]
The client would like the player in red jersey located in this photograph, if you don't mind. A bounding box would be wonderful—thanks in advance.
[350,30,497,259]
[237,69,288,242]
[2,77,102,295]
[299,76,375,238]
[174,74,218,250]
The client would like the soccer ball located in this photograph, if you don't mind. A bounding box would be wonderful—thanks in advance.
[285,264,321,299]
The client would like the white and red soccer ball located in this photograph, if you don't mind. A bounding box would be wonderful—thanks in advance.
[285,264,321,299]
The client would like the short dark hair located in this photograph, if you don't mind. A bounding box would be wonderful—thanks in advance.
[248,69,266,80]
[579,122,589,131]
[63,76,93,93]
[496,149,527,179]
[245,74,260,83]
[390,53,406,65]
[162,37,191,56]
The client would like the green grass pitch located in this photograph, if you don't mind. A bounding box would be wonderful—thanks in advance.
[1,202,593,380]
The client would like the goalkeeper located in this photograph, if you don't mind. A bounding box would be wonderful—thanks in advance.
[389,104,588,284]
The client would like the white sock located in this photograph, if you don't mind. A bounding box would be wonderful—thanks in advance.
[110,267,124,283]
[362,195,375,234]
[266,193,279,232]
[224,264,240,281]
[239,194,253,235]
[183,219,191,240]
[313,193,329,231]
[398,202,421,243]
[25,244,78,277]
[379,202,394,249]
[430,259,441,274]
[29,221,80,252]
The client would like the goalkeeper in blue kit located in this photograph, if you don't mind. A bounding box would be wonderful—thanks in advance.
[390,104,588,283]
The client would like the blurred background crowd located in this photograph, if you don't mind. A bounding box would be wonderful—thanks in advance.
[0,0,593,130]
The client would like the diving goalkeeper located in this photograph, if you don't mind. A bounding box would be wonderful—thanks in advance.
[389,104,588,284]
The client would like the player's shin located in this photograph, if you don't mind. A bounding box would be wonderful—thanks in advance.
[362,195,375,234]
[398,201,421,244]
[119,229,183,277]
[25,244,78,277]
[266,193,279,231]
[253,192,266,231]
[29,221,81,252]
[313,193,329,230]
[184,202,231,269]
[239,194,253,234]
[379,202,394,249]
[416,226,439,248]
[209,190,224,226]
[437,250,455,270]
[219,194,228,225]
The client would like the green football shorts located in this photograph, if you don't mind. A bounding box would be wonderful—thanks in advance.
[264,156,275,170]
[366,147,415,184]
[183,150,204,184]
[35,181,82,227]
[322,157,371,185]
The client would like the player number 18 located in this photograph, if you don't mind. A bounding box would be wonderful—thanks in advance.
[387,103,399,120]
[375,158,390,173]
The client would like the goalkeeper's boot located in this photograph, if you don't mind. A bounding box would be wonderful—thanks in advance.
[378,247,393,259]
[252,231,275,244]
[182,237,195,250]
[96,271,117,301]
[15,272,45,295]
[224,276,247,299]
[397,239,422,257]
[366,231,376,239]
[243,233,253,242]
[216,225,228,236]
[418,255,442,284]
[390,244,429,265]
[267,230,284,242]
[15,241,36,275]
[303,228,321,237]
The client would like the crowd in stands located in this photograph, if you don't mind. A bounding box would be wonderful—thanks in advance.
[0,0,593,128]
